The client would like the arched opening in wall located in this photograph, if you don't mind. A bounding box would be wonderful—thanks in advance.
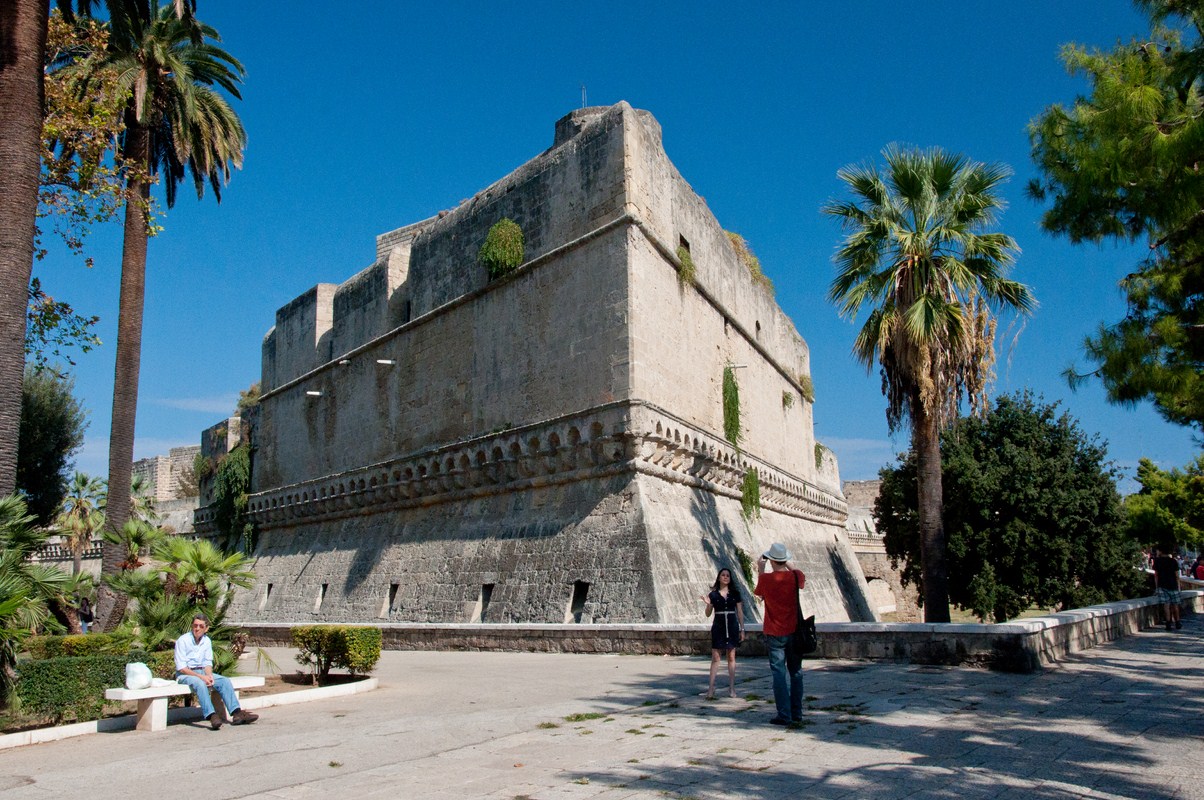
[565,580,590,624]
[314,583,328,613]
[402,299,412,324]
[258,583,273,612]
[755,320,761,340]
[379,583,399,618]
[473,583,495,623]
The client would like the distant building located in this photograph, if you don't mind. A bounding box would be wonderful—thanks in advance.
[133,445,201,502]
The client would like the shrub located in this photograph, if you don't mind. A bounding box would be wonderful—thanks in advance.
[479,218,525,280]
[25,633,125,660]
[292,625,382,683]
[14,654,126,723]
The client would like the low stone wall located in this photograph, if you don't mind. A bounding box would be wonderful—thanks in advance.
[239,591,1201,674]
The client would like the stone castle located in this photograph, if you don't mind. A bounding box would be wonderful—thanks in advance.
[207,102,875,625]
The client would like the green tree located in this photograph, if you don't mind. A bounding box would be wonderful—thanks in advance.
[824,145,1035,621]
[54,471,105,575]
[1029,0,1204,432]
[1123,455,1204,549]
[877,393,1146,622]
[74,1,246,630]
[17,365,87,525]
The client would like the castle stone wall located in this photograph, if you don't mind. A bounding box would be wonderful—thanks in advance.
[221,103,875,626]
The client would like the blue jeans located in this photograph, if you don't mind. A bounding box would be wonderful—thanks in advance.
[177,673,241,719]
[766,634,803,722]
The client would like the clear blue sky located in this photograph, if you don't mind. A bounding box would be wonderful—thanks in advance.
[36,1,1200,491]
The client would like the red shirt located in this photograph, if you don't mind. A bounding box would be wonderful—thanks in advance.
[754,568,805,637]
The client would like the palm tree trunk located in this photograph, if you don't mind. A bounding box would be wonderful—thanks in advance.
[96,123,150,632]
[914,396,951,623]
[0,0,49,498]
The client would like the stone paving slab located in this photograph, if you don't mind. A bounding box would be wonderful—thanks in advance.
[0,613,1201,799]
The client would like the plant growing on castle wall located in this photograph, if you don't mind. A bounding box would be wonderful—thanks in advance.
[734,547,756,587]
[235,382,261,416]
[725,231,774,295]
[211,444,254,554]
[782,391,795,410]
[675,245,696,286]
[740,467,761,520]
[722,366,742,447]
[798,374,815,404]
[814,442,830,471]
[479,218,525,280]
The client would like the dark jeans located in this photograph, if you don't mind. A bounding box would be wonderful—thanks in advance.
[767,634,803,721]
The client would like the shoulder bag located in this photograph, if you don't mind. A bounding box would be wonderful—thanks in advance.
[787,570,817,665]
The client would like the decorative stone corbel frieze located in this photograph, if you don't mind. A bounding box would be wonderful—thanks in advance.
[195,400,846,536]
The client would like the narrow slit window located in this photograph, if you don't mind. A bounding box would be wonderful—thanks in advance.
[475,583,495,623]
[380,583,400,618]
[259,583,273,612]
[315,583,328,613]
[566,580,590,624]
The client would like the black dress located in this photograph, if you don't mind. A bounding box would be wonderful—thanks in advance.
[708,589,742,651]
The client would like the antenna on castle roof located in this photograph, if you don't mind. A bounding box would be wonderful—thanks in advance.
[581,84,586,108]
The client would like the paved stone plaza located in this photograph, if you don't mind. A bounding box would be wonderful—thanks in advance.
[2,614,1200,799]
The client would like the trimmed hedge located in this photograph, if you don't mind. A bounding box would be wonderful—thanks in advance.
[292,625,381,683]
[25,633,125,660]
[14,654,127,723]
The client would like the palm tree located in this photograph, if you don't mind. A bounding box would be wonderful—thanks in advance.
[824,145,1035,622]
[0,495,74,698]
[0,0,193,501]
[54,471,106,575]
[82,0,245,630]
[0,0,51,500]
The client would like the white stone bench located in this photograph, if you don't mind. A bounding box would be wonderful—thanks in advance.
[104,675,265,732]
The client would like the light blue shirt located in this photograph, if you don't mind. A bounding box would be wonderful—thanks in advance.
[174,631,214,673]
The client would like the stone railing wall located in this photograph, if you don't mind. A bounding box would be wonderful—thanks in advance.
[238,591,1202,673]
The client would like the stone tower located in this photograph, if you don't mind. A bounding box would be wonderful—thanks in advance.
[216,102,875,625]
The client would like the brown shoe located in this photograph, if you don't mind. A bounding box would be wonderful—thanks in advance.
[208,712,223,730]
[231,708,259,725]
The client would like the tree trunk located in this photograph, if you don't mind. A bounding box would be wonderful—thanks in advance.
[0,0,49,498]
[96,123,150,632]
[913,395,951,622]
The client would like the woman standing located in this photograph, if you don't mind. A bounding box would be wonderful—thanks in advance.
[701,568,744,699]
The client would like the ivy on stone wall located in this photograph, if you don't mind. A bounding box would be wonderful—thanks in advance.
[734,546,756,586]
[479,218,525,280]
[740,467,761,520]
[782,391,795,410]
[722,366,742,447]
[212,444,255,554]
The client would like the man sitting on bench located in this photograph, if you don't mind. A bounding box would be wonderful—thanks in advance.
[174,613,260,730]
